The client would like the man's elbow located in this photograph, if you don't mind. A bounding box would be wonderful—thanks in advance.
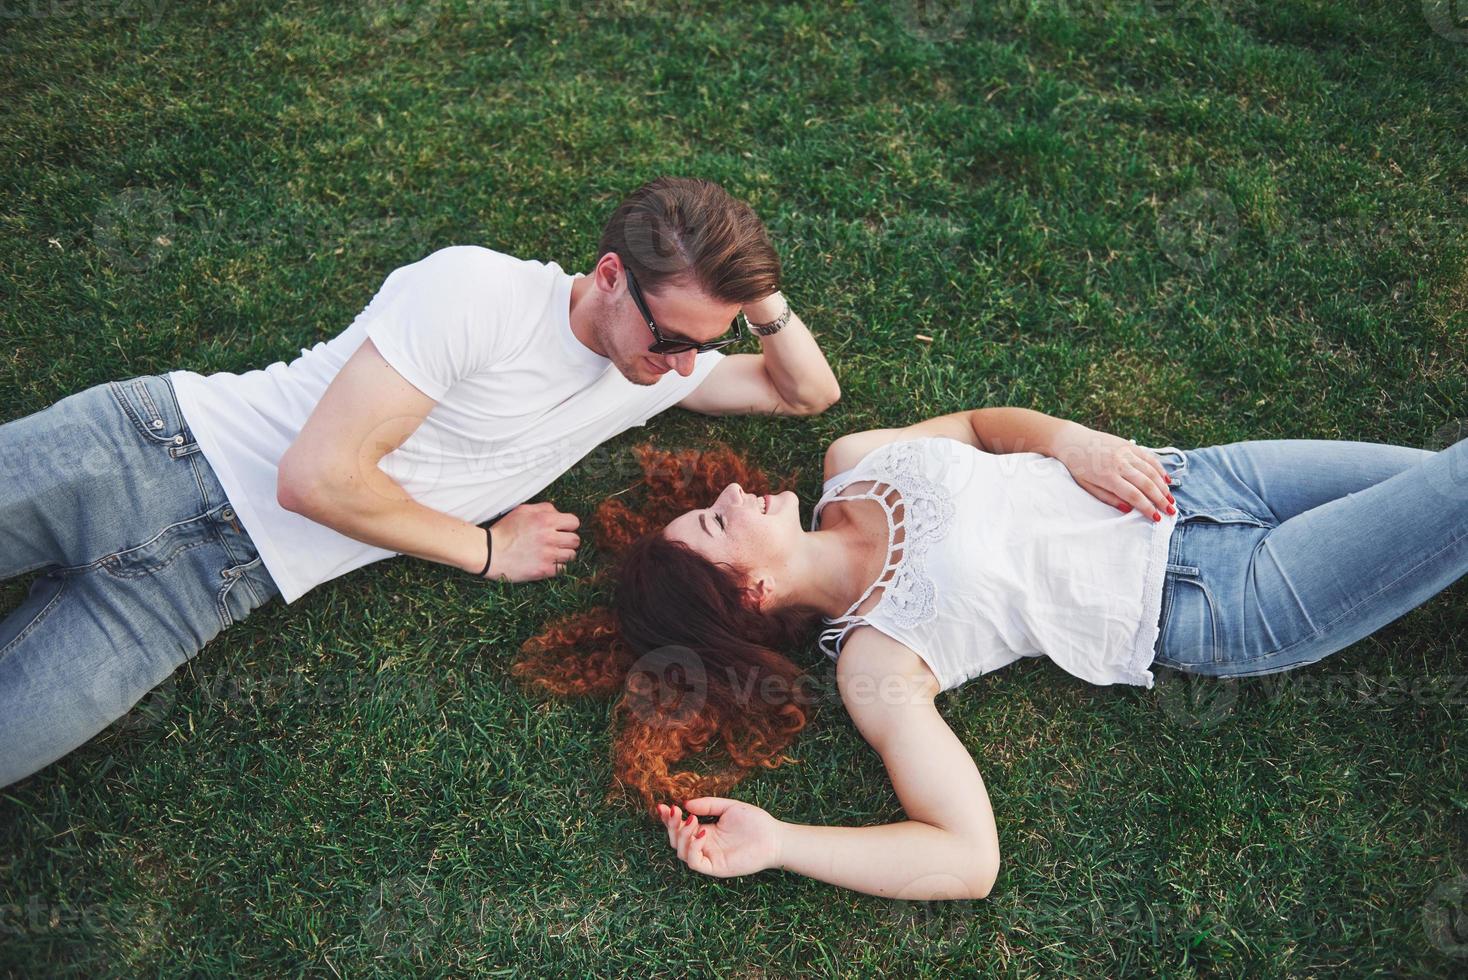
[276,453,329,520]
[788,379,841,416]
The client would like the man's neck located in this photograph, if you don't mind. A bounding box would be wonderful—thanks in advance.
[567,274,607,357]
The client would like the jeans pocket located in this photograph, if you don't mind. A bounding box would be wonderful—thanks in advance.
[1156,566,1223,668]
[216,556,272,630]
[107,376,198,457]
[86,511,218,580]
[1181,509,1273,529]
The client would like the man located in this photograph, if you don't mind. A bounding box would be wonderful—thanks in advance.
[0,176,840,786]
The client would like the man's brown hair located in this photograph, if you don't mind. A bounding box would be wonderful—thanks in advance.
[597,176,781,304]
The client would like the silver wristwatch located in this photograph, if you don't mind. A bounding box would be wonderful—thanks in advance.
[747,298,791,337]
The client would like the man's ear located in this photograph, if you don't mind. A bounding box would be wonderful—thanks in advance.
[593,251,623,292]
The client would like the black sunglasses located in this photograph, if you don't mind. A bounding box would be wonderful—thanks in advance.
[622,260,745,355]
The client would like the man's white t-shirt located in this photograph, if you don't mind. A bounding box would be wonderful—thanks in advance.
[168,245,724,604]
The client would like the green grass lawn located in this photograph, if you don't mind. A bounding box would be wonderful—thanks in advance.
[2,0,1466,975]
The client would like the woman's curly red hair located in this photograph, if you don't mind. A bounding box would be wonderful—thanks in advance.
[512,443,821,818]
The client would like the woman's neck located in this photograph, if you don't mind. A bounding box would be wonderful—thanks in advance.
[783,517,887,620]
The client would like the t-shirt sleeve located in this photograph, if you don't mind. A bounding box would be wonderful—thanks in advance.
[359,247,508,402]
[633,349,726,425]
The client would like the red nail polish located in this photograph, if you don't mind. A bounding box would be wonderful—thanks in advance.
[695,829,706,839]
[1167,494,1174,503]
[1164,475,1171,484]
[1119,504,1131,513]
[1153,511,1161,522]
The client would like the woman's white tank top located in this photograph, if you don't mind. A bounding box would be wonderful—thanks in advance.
[810,436,1180,692]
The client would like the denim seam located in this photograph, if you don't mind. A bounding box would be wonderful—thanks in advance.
[5,558,59,580]
[1156,575,1175,651]
[215,571,255,631]
[107,380,142,435]
[1154,572,1222,667]
[1178,510,1273,530]
[100,539,217,581]
[213,540,266,628]
[185,449,211,514]
[108,380,168,444]
[162,374,210,506]
[239,561,267,607]
[222,557,268,620]
[58,513,215,579]
[1229,523,1468,667]
[204,493,261,570]
[215,577,233,631]
[157,374,198,446]
[0,575,67,663]
[136,378,164,429]
[1154,530,1187,656]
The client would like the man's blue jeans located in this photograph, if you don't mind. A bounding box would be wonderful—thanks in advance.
[0,374,280,786]
[1152,437,1468,676]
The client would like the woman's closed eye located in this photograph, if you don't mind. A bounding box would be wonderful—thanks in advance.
[713,511,725,530]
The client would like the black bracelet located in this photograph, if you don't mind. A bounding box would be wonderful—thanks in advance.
[476,525,493,577]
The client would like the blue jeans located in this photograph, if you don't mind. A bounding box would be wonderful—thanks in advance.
[0,374,280,787]
[1151,437,1468,677]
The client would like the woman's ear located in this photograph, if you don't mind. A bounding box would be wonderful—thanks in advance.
[743,577,774,613]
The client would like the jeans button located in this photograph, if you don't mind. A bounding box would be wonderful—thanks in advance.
[173,434,184,445]
[150,418,164,429]
[222,506,235,521]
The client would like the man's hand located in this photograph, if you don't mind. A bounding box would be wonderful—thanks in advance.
[1047,422,1175,520]
[483,502,581,582]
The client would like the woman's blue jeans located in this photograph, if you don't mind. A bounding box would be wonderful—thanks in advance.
[1151,437,1468,677]
[0,374,280,787]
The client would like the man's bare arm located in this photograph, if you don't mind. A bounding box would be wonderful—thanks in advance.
[676,292,840,416]
[275,338,580,581]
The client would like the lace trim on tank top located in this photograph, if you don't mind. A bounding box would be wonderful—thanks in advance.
[812,441,956,657]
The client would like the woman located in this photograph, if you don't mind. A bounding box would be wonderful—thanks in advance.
[514,407,1467,901]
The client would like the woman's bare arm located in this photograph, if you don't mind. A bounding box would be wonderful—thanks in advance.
[821,407,1173,517]
[659,627,999,901]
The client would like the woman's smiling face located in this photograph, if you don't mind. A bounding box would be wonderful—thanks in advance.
[662,483,803,574]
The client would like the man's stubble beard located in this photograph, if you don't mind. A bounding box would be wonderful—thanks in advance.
[592,310,657,387]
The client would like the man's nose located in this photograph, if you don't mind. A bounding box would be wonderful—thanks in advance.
[666,350,696,377]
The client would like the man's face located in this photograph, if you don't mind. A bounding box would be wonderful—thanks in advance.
[592,257,743,386]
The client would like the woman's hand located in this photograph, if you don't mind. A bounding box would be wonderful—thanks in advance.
[1047,422,1175,521]
[656,798,783,879]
